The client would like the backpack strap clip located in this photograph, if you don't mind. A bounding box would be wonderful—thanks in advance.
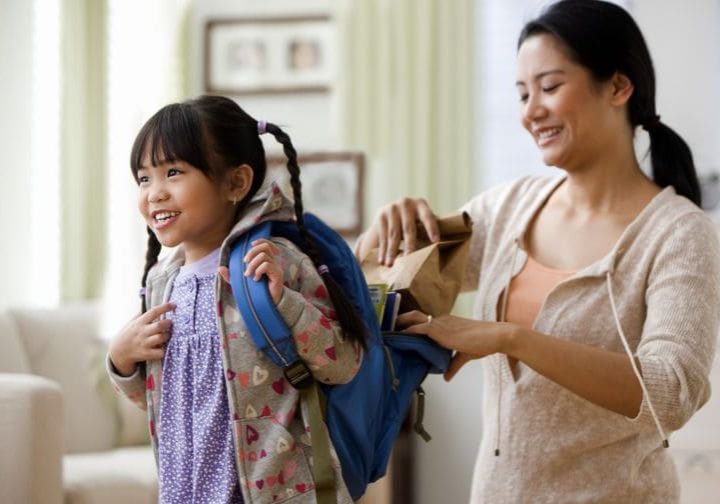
[284,359,314,389]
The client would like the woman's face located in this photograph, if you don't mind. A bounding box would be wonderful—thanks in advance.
[516,33,619,172]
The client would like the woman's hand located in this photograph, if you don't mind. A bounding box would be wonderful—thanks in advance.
[397,310,514,381]
[109,303,175,377]
[357,197,440,266]
[242,239,284,303]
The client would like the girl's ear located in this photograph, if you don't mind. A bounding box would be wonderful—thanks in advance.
[609,72,634,106]
[226,164,254,204]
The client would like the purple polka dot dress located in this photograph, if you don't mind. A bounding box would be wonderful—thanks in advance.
[158,248,243,504]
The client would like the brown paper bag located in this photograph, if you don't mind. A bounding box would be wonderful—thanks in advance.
[361,212,473,316]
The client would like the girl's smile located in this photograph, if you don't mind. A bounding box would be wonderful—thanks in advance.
[137,157,236,263]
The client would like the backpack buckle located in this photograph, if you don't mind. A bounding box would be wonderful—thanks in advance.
[284,360,314,389]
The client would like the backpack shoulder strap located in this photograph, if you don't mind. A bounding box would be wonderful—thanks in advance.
[228,221,337,503]
[228,221,312,388]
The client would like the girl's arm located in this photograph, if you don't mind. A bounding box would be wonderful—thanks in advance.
[243,238,362,385]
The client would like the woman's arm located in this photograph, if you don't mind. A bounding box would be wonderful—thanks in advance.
[399,313,643,417]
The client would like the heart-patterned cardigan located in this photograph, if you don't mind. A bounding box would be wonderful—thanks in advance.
[108,185,361,503]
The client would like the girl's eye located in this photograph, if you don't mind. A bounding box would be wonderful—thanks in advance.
[138,175,149,184]
[167,168,181,177]
[519,93,529,103]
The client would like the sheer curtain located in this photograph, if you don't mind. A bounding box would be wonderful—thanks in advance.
[101,0,192,337]
[335,0,475,223]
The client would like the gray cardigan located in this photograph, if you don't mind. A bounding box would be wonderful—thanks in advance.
[461,175,720,503]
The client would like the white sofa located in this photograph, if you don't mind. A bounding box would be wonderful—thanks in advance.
[0,303,157,504]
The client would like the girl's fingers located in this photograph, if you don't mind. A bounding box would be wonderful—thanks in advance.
[141,303,175,323]
[244,240,279,262]
[217,266,230,284]
[254,261,281,281]
[145,332,170,348]
[244,252,275,277]
[144,319,172,336]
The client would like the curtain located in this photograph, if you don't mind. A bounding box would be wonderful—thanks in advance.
[59,0,109,302]
[336,0,475,223]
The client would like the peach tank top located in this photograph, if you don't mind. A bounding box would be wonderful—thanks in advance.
[505,254,577,328]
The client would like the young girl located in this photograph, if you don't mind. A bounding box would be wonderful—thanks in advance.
[107,95,364,504]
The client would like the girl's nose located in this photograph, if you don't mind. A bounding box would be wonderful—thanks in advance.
[148,186,170,203]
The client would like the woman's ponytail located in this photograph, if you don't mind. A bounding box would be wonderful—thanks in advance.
[643,119,702,207]
[265,121,368,350]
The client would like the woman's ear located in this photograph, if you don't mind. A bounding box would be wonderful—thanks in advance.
[610,72,634,106]
[226,164,254,204]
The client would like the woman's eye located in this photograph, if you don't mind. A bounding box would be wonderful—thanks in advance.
[542,83,561,93]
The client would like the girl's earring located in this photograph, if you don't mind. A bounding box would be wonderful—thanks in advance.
[232,195,238,205]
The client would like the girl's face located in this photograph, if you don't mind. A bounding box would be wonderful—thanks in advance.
[516,33,620,172]
[137,156,236,264]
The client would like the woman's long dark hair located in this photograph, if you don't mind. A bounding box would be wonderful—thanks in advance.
[131,95,367,349]
[518,0,701,206]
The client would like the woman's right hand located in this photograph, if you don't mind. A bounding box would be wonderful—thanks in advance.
[358,197,440,266]
[108,303,175,377]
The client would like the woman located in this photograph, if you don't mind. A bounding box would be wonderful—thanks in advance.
[355,1,720,502]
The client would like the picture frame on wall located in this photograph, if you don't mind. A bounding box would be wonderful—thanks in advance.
[204,16,334,95]
[267,152,365,238]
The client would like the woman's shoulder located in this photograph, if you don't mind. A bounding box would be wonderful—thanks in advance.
[644,187,717,239]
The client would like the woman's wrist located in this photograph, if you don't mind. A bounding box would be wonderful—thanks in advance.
[498,322,524,357]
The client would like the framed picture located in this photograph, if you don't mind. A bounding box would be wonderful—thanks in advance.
[267,152,365,237]
[205,16,334,95]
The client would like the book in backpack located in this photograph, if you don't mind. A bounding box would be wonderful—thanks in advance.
[228,213,451,502]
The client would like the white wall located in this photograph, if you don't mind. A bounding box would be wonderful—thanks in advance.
[190,0,338,154]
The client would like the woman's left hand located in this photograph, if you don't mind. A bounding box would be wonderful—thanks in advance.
[241,239,285,303]
[396,310,509,381]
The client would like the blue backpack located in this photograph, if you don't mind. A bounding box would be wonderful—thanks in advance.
[228,213,451,502]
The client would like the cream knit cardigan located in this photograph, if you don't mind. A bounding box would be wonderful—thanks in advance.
[460,175,720,503]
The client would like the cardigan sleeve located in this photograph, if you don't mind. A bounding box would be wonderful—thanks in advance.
[106,355,148,411]
[272,238,362,386]
[630,212,720,432]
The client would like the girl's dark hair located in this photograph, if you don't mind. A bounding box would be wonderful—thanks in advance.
[518,0,701,206]
[131,95,367,349]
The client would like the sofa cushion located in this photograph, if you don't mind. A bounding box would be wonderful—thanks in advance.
[11,303,118,454]
[63,446,157,504]
[0,311,31,373]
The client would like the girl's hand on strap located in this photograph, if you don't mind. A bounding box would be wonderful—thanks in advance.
[243,239,284,303]
[109,303,175,377]
[359,198,440,267]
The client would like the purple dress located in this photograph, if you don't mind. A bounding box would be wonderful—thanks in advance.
[158,248,243,504]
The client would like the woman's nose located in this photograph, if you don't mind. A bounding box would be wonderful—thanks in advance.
[522,93,546,123]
